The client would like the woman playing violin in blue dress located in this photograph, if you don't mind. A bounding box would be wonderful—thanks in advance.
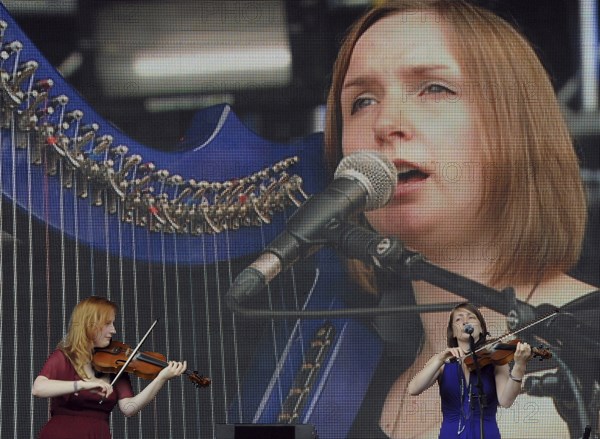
[407,303,532,439]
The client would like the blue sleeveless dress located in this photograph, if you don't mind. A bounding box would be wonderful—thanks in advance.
[437,361,501,439]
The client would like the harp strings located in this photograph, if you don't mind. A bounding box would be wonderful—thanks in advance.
[0,16,315,438]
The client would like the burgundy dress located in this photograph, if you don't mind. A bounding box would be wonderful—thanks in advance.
[38,350,134,439]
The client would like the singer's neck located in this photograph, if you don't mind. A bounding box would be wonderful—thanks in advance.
[459,335,477,354]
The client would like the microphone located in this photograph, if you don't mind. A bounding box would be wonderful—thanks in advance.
[226,151,397,308]
[463,323,475,334]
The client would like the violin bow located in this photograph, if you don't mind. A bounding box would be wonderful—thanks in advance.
[474,309,559,355]
[99,319,158,404]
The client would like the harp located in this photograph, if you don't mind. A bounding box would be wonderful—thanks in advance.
[0,5,382,439]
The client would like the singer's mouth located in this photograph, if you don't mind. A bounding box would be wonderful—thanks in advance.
[396,163,429,184]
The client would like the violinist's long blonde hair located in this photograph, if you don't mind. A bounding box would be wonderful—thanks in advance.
[58,296,117,379]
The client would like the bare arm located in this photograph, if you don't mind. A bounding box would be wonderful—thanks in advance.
[118,361,186,417]
[407,347,463,396]
[495,341,531,408]
[32,375,113,399]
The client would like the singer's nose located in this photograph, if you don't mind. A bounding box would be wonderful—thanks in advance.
[374,96,414,146]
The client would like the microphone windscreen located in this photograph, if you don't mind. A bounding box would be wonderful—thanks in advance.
[334,152,397,211]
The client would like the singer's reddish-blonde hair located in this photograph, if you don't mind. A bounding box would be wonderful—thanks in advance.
[325,0,586,289]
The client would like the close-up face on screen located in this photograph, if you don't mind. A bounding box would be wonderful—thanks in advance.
[0,1,598,438]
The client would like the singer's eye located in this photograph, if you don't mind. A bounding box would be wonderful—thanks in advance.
[419,83,455,97]
[351,96,377,114]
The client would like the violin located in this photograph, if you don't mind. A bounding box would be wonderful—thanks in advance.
[93,340,211,388]
[463,338,552,372]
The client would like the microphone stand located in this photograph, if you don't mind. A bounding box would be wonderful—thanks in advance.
[467,333,486,439]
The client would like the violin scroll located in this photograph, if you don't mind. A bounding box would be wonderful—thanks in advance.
[188,372,211,388]
[531,345,552,361]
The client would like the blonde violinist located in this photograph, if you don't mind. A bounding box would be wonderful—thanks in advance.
[32,296,186,439]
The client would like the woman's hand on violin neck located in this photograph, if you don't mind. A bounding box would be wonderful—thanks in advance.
[513,341,532,366]
[82,377,114,398]
[157,360,187,381]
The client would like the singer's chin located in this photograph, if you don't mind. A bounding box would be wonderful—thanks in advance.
[365,207,427,241]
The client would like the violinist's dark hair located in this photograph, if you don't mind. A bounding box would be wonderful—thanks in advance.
[446,302,488,348]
